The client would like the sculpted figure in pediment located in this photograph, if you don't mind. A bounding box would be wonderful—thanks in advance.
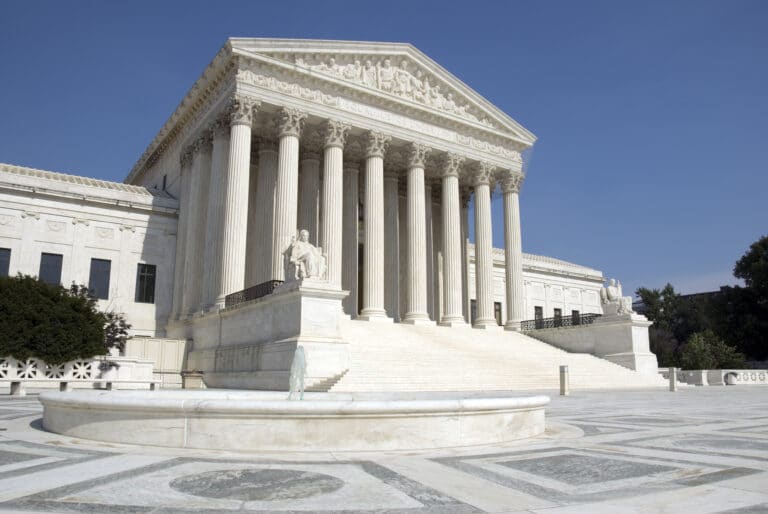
[378,58,395,92]
[393,60,413,97]
[362,59,377,88]
[343,59,362,82]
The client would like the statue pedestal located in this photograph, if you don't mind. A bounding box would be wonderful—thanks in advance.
[590,313,658,375]
[525,313,659,377]
[183,279,350,391]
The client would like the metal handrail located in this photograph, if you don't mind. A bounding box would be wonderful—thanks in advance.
[521,313,601,331]
[224,280,284,308]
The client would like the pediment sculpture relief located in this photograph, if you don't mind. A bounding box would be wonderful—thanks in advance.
[290,55,495,128]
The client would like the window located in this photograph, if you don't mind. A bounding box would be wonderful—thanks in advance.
[88,258,111,299]
[0,248,10,277]
[534,306,543,329]
[554,308,563,327]
[135,263,157,303]
[39,253,63,285]
[572,310,580,325]
[494,301,502,326]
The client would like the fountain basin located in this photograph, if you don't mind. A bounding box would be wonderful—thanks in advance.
[39,390,549,451]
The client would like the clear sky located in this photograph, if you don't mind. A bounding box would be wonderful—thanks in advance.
[1,0,766,297]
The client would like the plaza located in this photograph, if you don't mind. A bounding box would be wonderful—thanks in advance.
[1,387,767,512]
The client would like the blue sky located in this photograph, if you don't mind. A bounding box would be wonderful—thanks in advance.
[1,0,766,296]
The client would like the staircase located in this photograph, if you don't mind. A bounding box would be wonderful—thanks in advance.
[331,318,666,392]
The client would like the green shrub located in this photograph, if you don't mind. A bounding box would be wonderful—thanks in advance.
[0,275,129,365]
[680,330,745,370]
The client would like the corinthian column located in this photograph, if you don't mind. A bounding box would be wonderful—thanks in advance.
[460,187,471,323]
[298,129,321,246]
[216,96,259,305]
[181,134,212,315]
[384,169,400,319]
[439,153,467,326]
[171,148,193,318]
[501,171,526,330]
[473,162,498,329]
[201,118,229,309]
[359,131,391,321]
[320,120,349,289]
[253,139,278,283]
[273,108,306,282]
[403,143,431,324]
[342,161,360,316]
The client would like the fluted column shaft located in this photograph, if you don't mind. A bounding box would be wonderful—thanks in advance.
[403,143,431,323]
[181,135,212,315]
[320,120,349,289]
[216,97,258,304]
[254,142,278,283]
[342,164,359,316]
[425,182,435,320]
[360,131,391,321]
[273,108,306,281]
[440,155,467,326]
[202,120,229,308]
[502,173,525,330]
[460,190,470,323]
[473,163,497,328]
[171,150,193,318]
[384,171,400,318]
[298,156,320,245]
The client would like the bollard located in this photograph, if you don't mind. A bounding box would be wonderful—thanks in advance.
[668,366,677,392]
[559,365,570,396]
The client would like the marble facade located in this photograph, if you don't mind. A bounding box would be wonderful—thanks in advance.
[0,38,659,390]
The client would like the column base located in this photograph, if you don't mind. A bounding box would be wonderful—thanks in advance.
[473,319,502,330]
[439,317,470,328]
[401,314,436,326]
[358,309,393,322]
[400,318,435,326]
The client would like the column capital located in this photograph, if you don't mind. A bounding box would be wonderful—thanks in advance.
[210,117,230,139]
[364,131,391,158]
[324,119,350,149]
[407,143,431,169]
[499,171,525,194]
[472,161,496,187]
[228,95,260,127]
[441,153,465,178]
[277,107,307,138]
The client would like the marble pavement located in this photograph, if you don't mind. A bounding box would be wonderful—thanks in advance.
[0,388,767,513]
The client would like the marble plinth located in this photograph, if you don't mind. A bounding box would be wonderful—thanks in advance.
[39,390,549,451]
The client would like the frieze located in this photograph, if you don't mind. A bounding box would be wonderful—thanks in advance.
[96,227,114,239]
[237,68,521,163]
[46,220,65,232]
[0,214,13,226]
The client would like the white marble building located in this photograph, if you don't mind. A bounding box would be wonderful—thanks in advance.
[0,39,658,389]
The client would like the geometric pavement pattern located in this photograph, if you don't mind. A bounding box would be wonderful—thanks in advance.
[0,388,767,512]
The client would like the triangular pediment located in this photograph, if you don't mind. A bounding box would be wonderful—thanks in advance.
[228,38,536,147]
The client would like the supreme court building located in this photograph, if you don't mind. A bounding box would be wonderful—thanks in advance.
[3,39,653,390]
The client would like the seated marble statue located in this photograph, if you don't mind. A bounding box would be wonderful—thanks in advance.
[285,229,327,281]
[287,345,306,400]
[600,278,635,316]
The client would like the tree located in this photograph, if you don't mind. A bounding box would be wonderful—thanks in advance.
[734,235,768,300]
[680,330,745,370]
[0,275,130,364]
